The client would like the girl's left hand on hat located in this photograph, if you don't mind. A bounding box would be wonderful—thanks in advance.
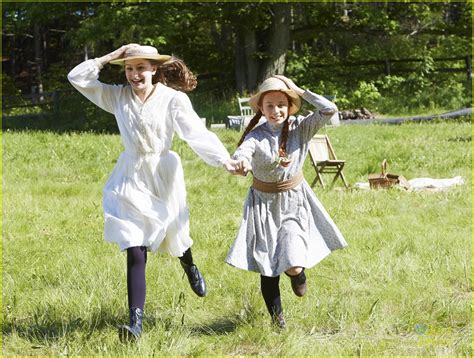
[273,75,305,96]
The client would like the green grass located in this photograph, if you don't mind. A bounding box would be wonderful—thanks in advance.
[2,120,472,356]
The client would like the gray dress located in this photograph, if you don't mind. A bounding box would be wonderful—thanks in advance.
[225,90,348,277]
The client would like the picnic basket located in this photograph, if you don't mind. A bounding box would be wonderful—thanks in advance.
[368,159,410,189]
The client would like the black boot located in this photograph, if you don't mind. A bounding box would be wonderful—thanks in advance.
[285,269,307,297]
[119,307,143,341]
[271,311,287,329]
[180,261,207,297]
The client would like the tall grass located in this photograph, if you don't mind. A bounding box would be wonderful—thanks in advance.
[2,120,472,356]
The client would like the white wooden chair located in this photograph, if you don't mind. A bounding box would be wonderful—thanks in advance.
[238,97,253,117]
[227,97,257,130]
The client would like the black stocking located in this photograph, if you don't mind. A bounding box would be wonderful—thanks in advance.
[179,247,194,266]
[126,246,147,310]
[260,275,282,317]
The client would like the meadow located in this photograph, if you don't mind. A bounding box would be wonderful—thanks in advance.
[2,120,472,356]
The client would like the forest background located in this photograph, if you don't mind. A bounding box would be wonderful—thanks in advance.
[1,1,472,131]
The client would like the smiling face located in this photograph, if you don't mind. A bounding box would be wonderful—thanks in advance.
[259,91,290,126]
[124,58,157,93]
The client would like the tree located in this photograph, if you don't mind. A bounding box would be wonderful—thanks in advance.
[2,1,471,112]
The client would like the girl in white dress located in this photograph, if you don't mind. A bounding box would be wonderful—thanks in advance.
[226,76,347,328]
[68,44,237,340]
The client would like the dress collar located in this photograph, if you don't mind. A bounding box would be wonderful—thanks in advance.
[267,121,285,133]
[131,83,159,104]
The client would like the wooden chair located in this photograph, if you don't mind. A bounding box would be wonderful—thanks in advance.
[238,97,254,117]
[237,97,255,130]
[308,134,348,188]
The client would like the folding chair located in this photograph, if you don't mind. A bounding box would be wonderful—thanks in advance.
[308,134,348,188]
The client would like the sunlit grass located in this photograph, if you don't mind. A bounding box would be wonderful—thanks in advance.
[2,120,471,355]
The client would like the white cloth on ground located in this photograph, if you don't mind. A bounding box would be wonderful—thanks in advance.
[354,176,464,191]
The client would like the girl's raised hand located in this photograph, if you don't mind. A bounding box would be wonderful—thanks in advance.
[109,43,140,61]
[96,44,140,67]
[273,75,305,96]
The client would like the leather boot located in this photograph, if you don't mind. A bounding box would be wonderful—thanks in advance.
[119,307,143,341]
[180,261,207,297]
[271,312,287,329]
[286,270,307,297]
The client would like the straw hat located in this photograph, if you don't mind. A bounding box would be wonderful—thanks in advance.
[248,77,301,115]
[110,45,171,65]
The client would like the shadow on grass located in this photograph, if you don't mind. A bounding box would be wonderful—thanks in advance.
[2,310,124,342]
[189,317,238,336]
[189,306,262,336]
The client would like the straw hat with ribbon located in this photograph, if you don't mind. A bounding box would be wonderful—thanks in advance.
[109,45,171,65]
[248,77,301,115]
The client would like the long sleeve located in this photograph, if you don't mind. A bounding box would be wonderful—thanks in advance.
[232,134,256,165]
[170,92,230,167]
[297,90,339,139]
[67,59,121,114]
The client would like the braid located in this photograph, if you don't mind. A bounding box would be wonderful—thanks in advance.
[237,111,262,147]
[278,119,290,160]
[278,94,294,159]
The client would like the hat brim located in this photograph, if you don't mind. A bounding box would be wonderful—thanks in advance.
[249,89,301,115]
[110,54,172,65]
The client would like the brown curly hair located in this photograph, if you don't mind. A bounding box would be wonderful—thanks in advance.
[151,57,197,92]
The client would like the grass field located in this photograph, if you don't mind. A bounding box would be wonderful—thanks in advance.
[2,120,472,356]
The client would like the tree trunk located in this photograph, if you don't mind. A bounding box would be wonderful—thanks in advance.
[10,35,16,79]
[234,28,247,94]
[258,4,291,82]
[34,23,43,95]
[244,29,258,92]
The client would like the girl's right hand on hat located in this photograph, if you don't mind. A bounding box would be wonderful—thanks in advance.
[108,43,140,61]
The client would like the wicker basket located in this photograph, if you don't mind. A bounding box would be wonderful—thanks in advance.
[368,159,410,189]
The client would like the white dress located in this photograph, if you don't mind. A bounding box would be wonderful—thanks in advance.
[225,91,347,277]
[68,59,230,256]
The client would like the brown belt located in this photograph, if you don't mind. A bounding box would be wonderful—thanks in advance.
[252,171,304,193]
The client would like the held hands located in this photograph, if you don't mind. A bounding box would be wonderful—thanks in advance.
[223,159,252,176]
[272,75,305,97]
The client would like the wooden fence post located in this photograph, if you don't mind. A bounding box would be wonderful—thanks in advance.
[384,59,391,75]
[465,55,472,80]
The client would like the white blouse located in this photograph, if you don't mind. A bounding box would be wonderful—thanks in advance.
[68,59,230,256]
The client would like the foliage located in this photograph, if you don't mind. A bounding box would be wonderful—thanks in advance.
[348,81,382,110]
[2,122,471,355]
[285,2,471,111]
[1,2,471,120]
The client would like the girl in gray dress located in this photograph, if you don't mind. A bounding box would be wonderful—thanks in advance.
[226,75,347,328]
